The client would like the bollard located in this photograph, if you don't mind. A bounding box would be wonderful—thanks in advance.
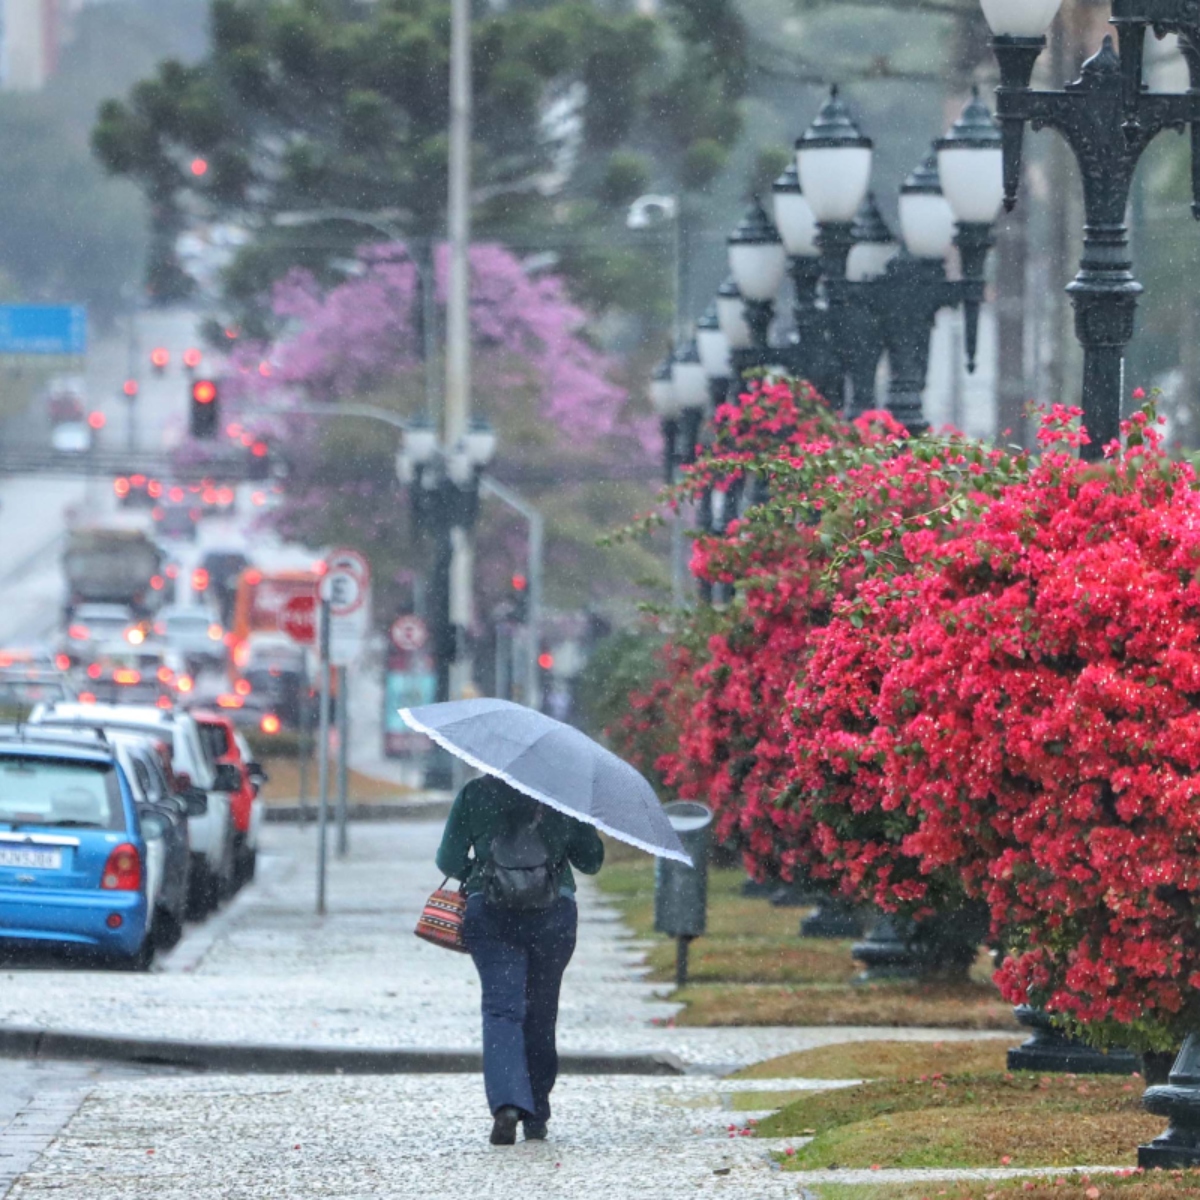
[653,801,712,988]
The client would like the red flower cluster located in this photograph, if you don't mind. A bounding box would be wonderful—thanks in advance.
[620,379,1200,1046]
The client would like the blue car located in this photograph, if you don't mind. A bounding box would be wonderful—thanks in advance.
[0,733,160,969]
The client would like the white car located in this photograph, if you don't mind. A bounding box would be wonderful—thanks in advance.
[28,702,237,917]
[51,422,92,454]
[156,606,225,670]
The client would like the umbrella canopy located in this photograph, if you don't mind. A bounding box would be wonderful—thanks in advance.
[400,699,691,864]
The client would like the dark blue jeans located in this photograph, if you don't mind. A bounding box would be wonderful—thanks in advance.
[462,892,577,1121]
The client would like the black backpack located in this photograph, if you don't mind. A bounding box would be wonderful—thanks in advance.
[482,804,561,911]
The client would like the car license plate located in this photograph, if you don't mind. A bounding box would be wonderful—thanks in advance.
[0,848,62,870]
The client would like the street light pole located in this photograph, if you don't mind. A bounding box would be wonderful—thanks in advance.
[985,0,1200,458]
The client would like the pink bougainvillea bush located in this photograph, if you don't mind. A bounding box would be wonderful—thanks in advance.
[620,380,1200,1045]
[871,408,1200,1048]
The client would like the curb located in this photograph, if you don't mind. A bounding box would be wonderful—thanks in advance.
[0,1025,687,1077]
[264,800,452,824]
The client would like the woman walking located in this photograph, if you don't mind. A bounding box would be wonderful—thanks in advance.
[437,771,604,1145]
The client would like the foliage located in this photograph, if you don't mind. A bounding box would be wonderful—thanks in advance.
[229,239,657,618]
[618,376,1200,1047]
[92,0,748,324]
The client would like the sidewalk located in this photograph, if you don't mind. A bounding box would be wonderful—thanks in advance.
[0,821,1003,1071]
[0,822,1018,1199]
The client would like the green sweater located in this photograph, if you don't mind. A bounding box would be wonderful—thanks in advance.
[435,776,605,896]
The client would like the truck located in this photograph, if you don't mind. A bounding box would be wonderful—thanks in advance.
[62,527,164,619]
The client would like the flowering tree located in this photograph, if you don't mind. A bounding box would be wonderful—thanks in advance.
[226,241,656,616]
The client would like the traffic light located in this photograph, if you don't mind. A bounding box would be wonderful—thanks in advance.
[248,438,270,481]
[190,378,219,439]
[183,347,202,373]
[150,347,169,375]
[510,573,528,622]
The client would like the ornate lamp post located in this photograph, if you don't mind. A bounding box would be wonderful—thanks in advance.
[671,337,710,472]
[798,86,874,410]
[984,0,1200,458]
[726,198,788,354]
[843,192,898,415]
[649,354,681,485]
[398,414,497,785]
[696,304,733,414]
[772,163,836,395]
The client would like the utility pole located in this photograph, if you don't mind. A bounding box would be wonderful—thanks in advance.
[446,0,473,704]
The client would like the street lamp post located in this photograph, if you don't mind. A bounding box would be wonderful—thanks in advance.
[798,86,874,411]
[398,416,496,783]
[984,0,1200,458]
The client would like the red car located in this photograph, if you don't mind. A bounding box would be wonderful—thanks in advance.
[190,711,266,885]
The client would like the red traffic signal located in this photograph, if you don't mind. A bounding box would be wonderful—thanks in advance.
[122,379,138,397]
[190,379,219,439]
[150,347,169,371]
[537,652,554,671]
[511,573,527,591]
[183,347,202,369]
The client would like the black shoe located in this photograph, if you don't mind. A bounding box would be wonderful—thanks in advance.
[490,1106,521,1146]
[523,1119,548,1141]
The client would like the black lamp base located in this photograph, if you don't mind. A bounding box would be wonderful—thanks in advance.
[1007,1005,1138,1075]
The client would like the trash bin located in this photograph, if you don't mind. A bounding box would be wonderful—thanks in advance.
[654,801,712,987]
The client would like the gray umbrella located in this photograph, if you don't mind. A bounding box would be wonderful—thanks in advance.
[400,698,691,864]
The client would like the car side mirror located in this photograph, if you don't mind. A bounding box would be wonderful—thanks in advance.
[140,809,168,840]
[184,788,208,818]
[213,762,241,793]
[247,761,269,786]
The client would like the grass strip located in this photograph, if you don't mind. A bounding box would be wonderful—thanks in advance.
[731,1038,1023,1080]
[760,1073,1158,1170]
[809,1171,1200,1200]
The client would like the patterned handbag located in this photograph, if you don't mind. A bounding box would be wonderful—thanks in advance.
[415,879,469,953]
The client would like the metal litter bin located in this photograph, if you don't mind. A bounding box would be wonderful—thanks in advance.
[654,801,712,987]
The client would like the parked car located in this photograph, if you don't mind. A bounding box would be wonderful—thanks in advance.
[0,729,164,969]
[62,604,138,660]
[191,711,264,885]
[50,422,92,455]
[107,732,196,947]
[76,642,174,707]
[152,501,199,542]
[156,606,226,674]
[29,703,237,918]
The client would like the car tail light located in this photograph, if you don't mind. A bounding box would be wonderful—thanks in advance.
[102,843,141,891]
[234,678,251,696]
[233,643,250,668]
[165,564,179,579]
[68,624,89,640]
[192,569,209,592]
[148,480,163,499]
[251,491,266,506]
[217,694,243,709]
[154,621,166,636]
[169,487,184,503]
[150,575,164,591]
[86,663,101,680]
[131,474,146,487]
[176,674,194,693]
[151,507,164,521]
[114,669,141,685]
[157,695,173,710]
[217,487,234,505]
[54,654,70,671]
[261,713,281,735]
[114,478,130,497]
[78,691,96,703]
[208,624,223,641]
[157,666,173,684]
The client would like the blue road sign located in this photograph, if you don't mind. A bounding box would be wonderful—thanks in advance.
[0,305,87,356]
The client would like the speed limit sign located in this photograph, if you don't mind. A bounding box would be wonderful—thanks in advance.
[320,569,364,615]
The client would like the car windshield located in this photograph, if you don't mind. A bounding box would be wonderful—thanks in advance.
[0,757,123,830]
[166,614,210,632]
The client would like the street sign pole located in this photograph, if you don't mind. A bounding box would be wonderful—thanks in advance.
[316,596,332,916]
[336,664,349,858]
